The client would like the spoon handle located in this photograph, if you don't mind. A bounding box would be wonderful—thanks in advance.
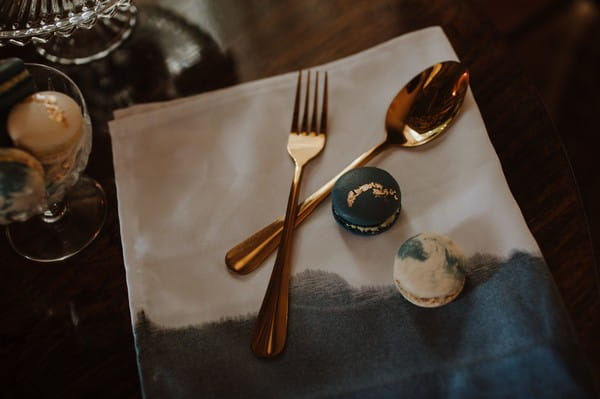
[225,141,386,275]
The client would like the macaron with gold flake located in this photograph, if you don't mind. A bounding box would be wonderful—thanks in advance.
[394,233,466,307]
[7,91,84,182]
[0,147,45,225]
[331,167,401,235]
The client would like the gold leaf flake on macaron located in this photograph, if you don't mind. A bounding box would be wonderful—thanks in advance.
[26,93,69,128]
[346,182,399,207]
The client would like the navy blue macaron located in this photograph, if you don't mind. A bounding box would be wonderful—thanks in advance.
[1,58,35,146]
[331,167,401,235]
[0,58,35,112]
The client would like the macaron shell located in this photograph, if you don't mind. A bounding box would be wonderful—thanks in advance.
[7,91,84,164]
[395,275,465,308]
[0,148,45,225]
[331,167,401,234]
[332,205,400,235]
[394,233,466,307]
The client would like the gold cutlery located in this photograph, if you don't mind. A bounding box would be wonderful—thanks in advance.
[227,61,468,275]
[251,71,328,357]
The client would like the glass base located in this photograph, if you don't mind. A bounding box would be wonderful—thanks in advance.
[34,5,138,65]
[6,176,107,262]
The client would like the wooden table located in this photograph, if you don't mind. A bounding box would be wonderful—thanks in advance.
[2,0,598,396]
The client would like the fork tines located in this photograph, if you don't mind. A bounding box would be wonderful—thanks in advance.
[291,70,328,135]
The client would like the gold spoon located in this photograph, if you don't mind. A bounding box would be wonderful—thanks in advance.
[226,61,469,275]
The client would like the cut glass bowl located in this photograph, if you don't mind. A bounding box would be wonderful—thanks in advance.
[0,0,136,64]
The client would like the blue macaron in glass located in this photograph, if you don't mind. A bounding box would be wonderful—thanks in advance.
[331,167,401,235]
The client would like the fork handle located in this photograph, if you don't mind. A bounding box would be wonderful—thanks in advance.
[251,164,305,357]
[226,140,387,275]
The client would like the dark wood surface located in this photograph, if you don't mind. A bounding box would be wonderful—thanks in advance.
[1,0,598,397]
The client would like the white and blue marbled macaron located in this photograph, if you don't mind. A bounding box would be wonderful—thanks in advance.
[331,167,401,235]
[0,148,46,225]
[393,233,466,307]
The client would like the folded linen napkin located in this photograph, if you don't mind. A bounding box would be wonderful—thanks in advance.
[109,26,595,398]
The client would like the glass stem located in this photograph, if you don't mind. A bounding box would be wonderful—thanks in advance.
[41,200,67,223]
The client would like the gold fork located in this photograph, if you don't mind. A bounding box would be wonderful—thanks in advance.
[251,70,328,357]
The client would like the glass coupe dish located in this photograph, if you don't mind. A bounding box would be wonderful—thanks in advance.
[6,63,107,262]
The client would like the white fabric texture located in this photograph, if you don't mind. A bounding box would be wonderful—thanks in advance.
[109,26,540,328]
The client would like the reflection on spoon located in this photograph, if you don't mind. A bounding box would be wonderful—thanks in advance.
[226,61,469,275]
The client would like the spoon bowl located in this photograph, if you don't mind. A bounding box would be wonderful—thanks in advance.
[385,61,469,146]
[226,61,469,274]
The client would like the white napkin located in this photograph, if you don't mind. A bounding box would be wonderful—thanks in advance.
[109,26,540,329]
